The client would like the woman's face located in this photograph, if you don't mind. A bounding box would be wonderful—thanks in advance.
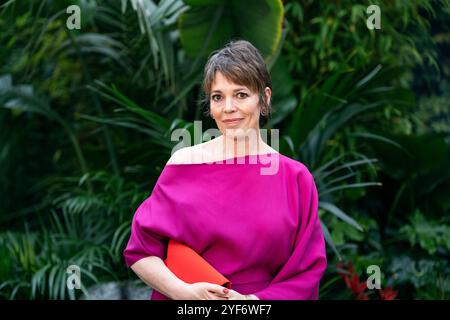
[209,71,271,137]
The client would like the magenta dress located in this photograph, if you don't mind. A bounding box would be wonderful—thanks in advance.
[123,152,327,300]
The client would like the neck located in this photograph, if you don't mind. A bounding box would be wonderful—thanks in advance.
[221,129,267,159]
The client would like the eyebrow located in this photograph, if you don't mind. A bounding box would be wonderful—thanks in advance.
[211,87,249,94]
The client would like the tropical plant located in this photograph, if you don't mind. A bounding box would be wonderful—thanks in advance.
[0,0,448,300]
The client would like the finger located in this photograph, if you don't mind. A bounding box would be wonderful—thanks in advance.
[207,292,228,300]
[224,290,240,300]
[207,284,228,294]
[208,290,228,298]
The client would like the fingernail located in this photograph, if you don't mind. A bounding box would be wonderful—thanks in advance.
[223,288,229,293]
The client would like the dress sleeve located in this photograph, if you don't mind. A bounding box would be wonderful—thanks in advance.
[253,170,327,300]
[122,195,167,267]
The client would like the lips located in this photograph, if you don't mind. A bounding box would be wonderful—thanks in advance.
[223,118,243,124]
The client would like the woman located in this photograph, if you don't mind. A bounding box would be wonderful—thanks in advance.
[123,40,327,300]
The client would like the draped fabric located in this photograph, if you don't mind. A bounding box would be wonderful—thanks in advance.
[123,153,327,300]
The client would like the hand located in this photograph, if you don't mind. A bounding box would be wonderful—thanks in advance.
[220,288,259,300]
[172,282,230,300]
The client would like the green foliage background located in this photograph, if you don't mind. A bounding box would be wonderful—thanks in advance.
[0,0,449,299]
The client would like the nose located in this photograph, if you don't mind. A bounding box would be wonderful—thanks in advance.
[224,96,237,113]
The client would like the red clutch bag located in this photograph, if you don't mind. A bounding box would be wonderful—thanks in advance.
[164,239,232,289]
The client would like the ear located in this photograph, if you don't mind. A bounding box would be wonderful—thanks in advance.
[264,87,272,105]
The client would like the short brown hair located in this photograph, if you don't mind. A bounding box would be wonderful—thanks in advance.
[201,39,272,126]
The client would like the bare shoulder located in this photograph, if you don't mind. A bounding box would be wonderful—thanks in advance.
[166,147,194,165]
[166,142,214,165]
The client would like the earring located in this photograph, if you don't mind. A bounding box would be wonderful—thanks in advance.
[260,106,267,116]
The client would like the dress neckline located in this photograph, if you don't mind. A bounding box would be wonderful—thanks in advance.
[165,152,281,167]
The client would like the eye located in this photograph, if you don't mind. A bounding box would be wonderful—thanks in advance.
[211,94,221,102]
[237,92,248,99]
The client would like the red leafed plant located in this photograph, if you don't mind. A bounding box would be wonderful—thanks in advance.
[336,262,398,300]
[379,287,398,300]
